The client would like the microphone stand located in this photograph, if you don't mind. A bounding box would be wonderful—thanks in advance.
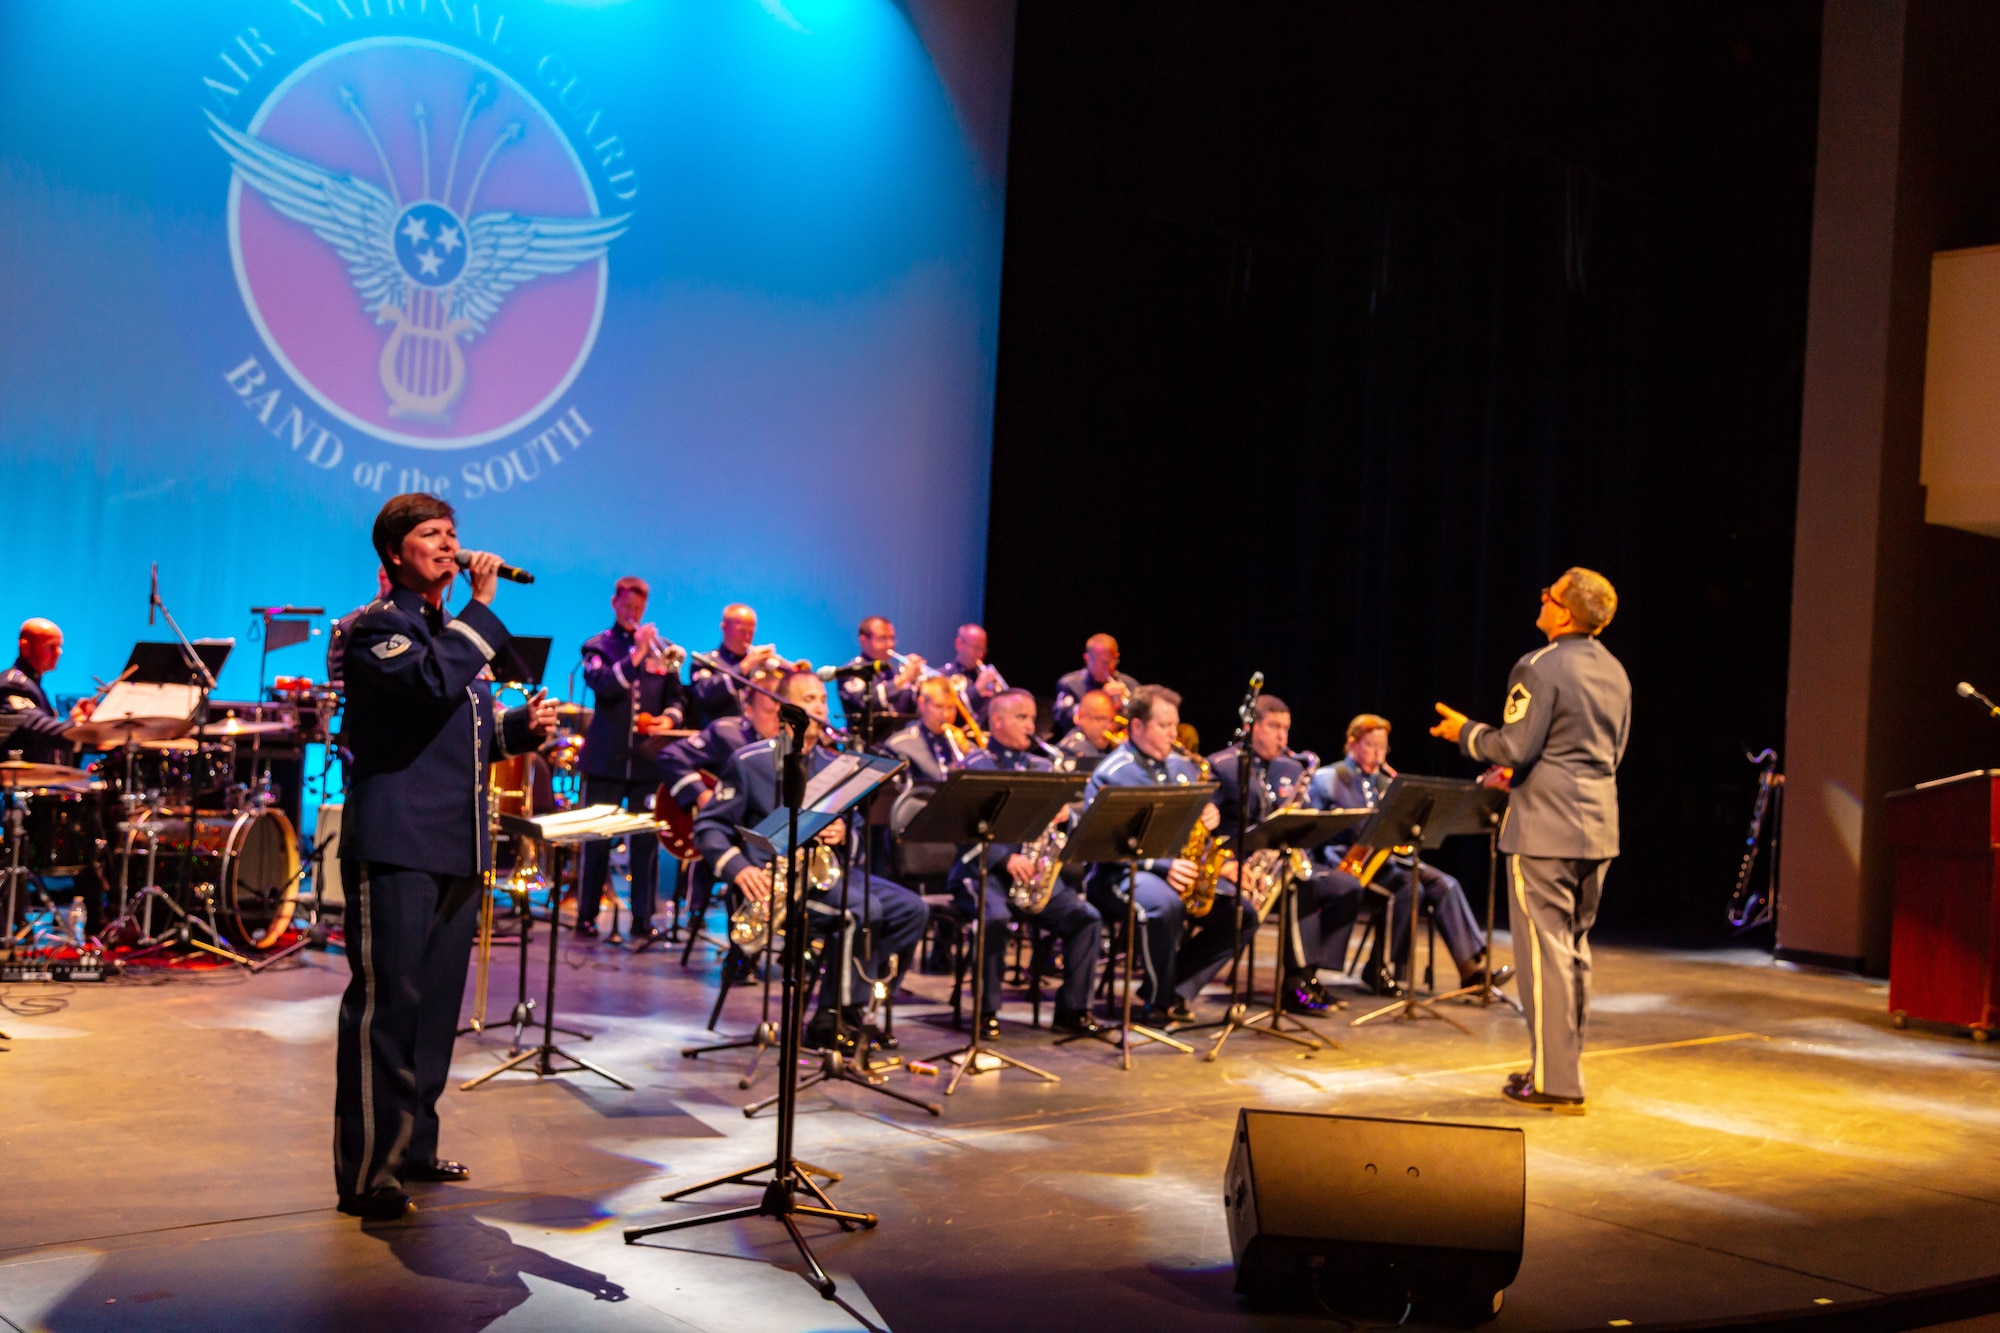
[147,569,230,956]
[625,700,878,1300]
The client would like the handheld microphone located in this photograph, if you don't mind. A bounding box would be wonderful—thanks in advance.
[1957,681,2000,718]
[453,550,535,584]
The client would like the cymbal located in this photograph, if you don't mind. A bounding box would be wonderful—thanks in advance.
[0,759,91,787]
[195,717,292,738]
[140,737,202,752]
[65,714,190,746]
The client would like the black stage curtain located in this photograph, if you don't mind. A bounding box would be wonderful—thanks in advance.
[986,1,1821,936]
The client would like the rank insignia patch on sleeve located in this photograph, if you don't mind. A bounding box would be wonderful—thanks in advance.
[371,634,412,660]
[1503,682,1532,725]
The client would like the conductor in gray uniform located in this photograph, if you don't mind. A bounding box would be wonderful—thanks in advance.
[1431,567,1629,1113]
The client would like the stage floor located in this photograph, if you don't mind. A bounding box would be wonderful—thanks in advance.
[2,909,1997,1332]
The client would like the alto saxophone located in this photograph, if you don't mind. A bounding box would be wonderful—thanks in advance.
[1009,822,1067,915]
[729,843,842,954]
[1176,823,1231,918]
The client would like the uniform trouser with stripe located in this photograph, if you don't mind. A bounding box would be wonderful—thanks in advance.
[1088,870,1184,1007]
[806,874,929,1014]
[1376,861,1488,976]
[579,774,659,930]
[954,876,1103,1015]
[1294,871,1368,973]
[1508,854,1609,1100]
[334,861,482,1197]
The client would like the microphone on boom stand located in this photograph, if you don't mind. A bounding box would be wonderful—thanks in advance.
[1956,681,2000,718]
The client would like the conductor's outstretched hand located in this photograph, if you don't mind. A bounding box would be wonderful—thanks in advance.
[1430,702,1468,744]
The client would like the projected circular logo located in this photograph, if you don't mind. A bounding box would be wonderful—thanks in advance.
[210,38,628,451]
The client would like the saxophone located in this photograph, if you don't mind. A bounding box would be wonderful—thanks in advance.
[1009,822,1067,914]
[729,844,842,954]
[1176,822,1231,918]
[1238,753,1320,923]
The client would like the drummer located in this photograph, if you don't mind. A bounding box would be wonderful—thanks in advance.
[1,619,95,765]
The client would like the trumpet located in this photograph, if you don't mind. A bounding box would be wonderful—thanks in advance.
[728,844,842,954]
[889,649,989,749]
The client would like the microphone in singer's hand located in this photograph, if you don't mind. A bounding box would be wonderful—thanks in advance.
[453,551,535,584]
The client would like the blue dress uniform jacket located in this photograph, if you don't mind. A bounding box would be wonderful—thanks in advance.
[579,624,686,780]
[339,587,537,878]
[1052,668,1141,737]
[881,720,967,786]
[1081,742,1207,877]
[1309,759,1395,860]
[687,644,751,726]
[0,659,76,765]
[1205,748,1308,834]
[657,716,758,811]
[834,656,918,719]
[1459,633,1631,859]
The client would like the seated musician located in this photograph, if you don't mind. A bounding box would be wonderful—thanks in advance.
[943,623,1006,723]
[1057,688,1120,766]
[576,576,686,943]
[1082,685,1255,1026]
[1205,694,1363,1014]
[951,689,1104,1040]
[687,603,784,727]
[1,619,94,765]
[1310,713,1510,994]
[656,666,787,955]
[1052,633,1140,737]
[882,676,973,783]
[834,615,925,723]
[692,670,930,1051]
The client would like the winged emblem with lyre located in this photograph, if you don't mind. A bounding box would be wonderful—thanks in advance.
[208,82,628,424]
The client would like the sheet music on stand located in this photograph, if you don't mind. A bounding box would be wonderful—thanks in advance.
[747,751,904,859]
[505,803,660,844]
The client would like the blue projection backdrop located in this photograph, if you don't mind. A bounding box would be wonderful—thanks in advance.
[0,0,1011,710]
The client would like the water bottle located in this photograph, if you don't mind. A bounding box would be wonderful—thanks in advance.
[67,896,88,948]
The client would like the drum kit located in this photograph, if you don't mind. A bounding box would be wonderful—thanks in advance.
[1,700,315,969]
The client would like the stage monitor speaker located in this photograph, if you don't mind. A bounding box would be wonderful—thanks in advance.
[1224,1107,1524,1322]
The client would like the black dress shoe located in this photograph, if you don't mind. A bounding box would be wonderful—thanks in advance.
[1501,1080,1585,1114]
[1156,999,1196,1026]
[977,1013,1001,1041]
[575,919,600,940]
[1280,979,1330,1014]
[337,1188,415,1221]
[401,1158,470,1183]
[1051,1009,1103,1037]
[803,1013,856,1054]
[1459,963,1515,992]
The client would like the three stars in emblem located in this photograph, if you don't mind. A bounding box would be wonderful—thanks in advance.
[400,213,463,280]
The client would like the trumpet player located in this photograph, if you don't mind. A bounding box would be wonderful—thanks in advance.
[577,575,686,941]
[1205,695,1357,1014]
[1311,714,1507,995]
[833,615,924,719]
[882,675,973,783]
[951,689,1104,1039]
[688,603,788,727]
[943,622,1007,723]
[1082,685,1254,1026]
[1052,633,1139,737]
[1057,688,1120,766]
[692,670,929,1052]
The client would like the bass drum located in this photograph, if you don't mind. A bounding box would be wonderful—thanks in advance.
[123,808,301,951]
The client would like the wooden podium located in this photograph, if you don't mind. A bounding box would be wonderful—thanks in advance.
[1882,770,2000,1039]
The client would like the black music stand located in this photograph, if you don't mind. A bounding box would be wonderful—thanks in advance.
[1349,776,1482,1033]
[462,815,633,1091]
[1061,783,1214,1069]
[1204,809,1364,1060]
[906,770,1085,1093]
[625,718,898,1300]
[1428,786,1516,1009]
[492,635,552,688]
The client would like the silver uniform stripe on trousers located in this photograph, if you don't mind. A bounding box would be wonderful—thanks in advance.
[1510,854,1546,1095]
[354,864,377,1196]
